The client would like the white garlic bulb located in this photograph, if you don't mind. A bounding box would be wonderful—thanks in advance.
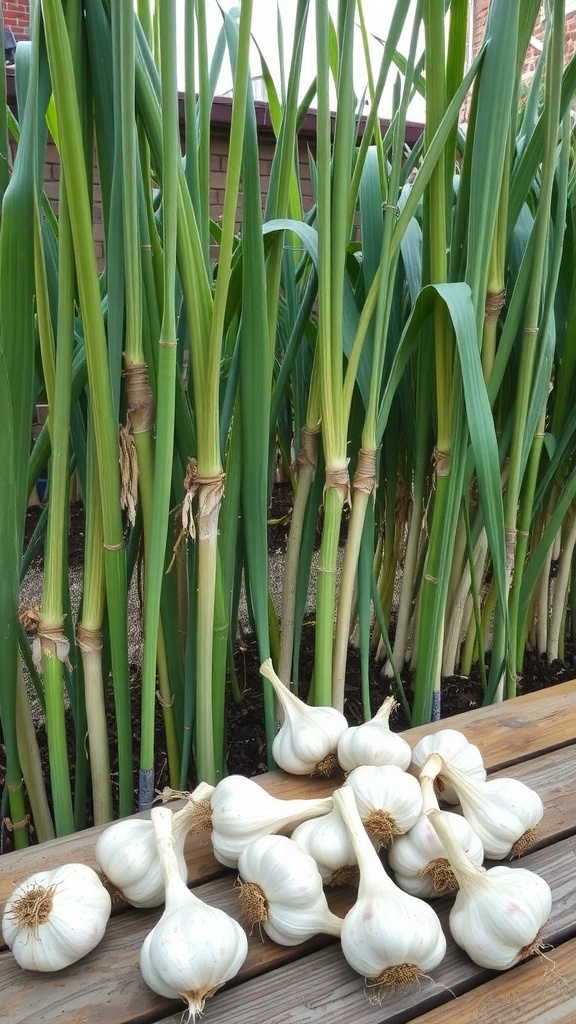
[2,863,111,972]
[207,774,333,868]
[337,696,411,773]
[95,781,214,907]
[260,658,348,776]
[428,809,551,970]
[388,774,484,898]
[237,833,343,945]
[410,728,486,803]
[422,753,543,859]
[344,763,423,847]
[333,786,446,992]
[291,804,377,886]
[140,806,248,1020]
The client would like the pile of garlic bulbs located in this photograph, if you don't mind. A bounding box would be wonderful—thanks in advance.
[0,658,552,1016]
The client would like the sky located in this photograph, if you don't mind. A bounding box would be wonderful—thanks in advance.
[174,0,426,122]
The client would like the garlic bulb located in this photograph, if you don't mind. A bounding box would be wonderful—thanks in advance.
[237,833,343,945]
[2,863,111,972]
[344,764,423,847]
[260,658,348,776]
[421,752,543,859]
[428,809,551,970]
[410,728,486,803]
[95,781,214,907]
[140,806,248,1020]
[337,696,411,773]
[388,774,484,898]
[206,773,333,868]
[291,804,377,886]
[333,786,446,991]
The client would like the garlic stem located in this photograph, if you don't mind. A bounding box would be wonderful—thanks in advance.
[152,805,203,913]
[333,786,394,890]
[419,751,444,783]
[420,774,441,815]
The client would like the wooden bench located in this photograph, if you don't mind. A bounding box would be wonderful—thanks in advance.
[1,679,575,1024]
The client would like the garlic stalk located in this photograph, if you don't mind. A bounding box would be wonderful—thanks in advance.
[333,786,446,991]
[427,809,551,970]
[2,863,111,972]
[421,753,543,859]
[237,834,343,945]
[260,658,348,776]
[140,806,248,1020]
[337,696,411,773]
[291,803,378,886]
[203,774,333,868]
[409,728,486,804]
[95,781,214,907]
[344,764,423,847]
[388,774,484,898]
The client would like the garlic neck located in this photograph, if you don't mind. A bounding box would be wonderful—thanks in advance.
[333,787,393,893]
[372,695,396,726]
[427,809,487,893]
[151,806,201,913]
[419,751,444,782]
[420,774,441,815]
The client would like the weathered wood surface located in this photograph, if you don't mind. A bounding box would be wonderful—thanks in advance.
[407,936,576,1024]
[1,834,575,1024]
[0,681,574,1024]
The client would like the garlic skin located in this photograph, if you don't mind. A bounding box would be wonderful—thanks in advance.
[208,774,333,868]
[2,863,111,972]
[237,834,343,945]
[344,764,423,847]
[291,804,377,886]
[333,786,446,989]
[410,728,486,804]
[140,806,248,1020]
[422,754,543,860]
[428,809,551,970]
[261,658,348,776]
[388,777,484,899]
[337,696,411,773]
[95,781,214,907]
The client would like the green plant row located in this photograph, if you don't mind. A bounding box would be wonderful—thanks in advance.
[0,0,575,846]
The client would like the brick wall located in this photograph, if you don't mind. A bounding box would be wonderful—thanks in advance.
[2,0,29,40]
[471,1,576,70]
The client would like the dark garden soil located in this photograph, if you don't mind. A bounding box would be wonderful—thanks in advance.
[2,485,575,851]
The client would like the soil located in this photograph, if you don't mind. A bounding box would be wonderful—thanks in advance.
[2,485,575,851]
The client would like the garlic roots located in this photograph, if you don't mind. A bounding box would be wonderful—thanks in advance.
[140,806,248,1020]
[333,785,446,991]
[206,774,333,868]
[237,833,343,944]
[2,863,111,972]
[95,781,214,907]
[337,696,411,773]
[344,763,423,847]
[260,658,348,776]
[428,809,551,970]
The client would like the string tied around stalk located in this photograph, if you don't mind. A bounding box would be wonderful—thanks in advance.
[169,458,226,570]
[484,288,506,324]
[432,446,451,479]
[76,624,103,654]
[352,447,376,497]
[505,527,517,569]
[324,462,351,507]
[30,616,73,673]
[293,424,320,477]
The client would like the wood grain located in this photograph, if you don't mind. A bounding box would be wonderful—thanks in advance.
[407,936,576,1024]
[0,833,574,1024]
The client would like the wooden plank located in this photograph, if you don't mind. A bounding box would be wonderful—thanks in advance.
[0,772,336,912]
[407,936,576,1024]
[0,832,574,1024]
[172,835,576,1024]
[402,679,576,769]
